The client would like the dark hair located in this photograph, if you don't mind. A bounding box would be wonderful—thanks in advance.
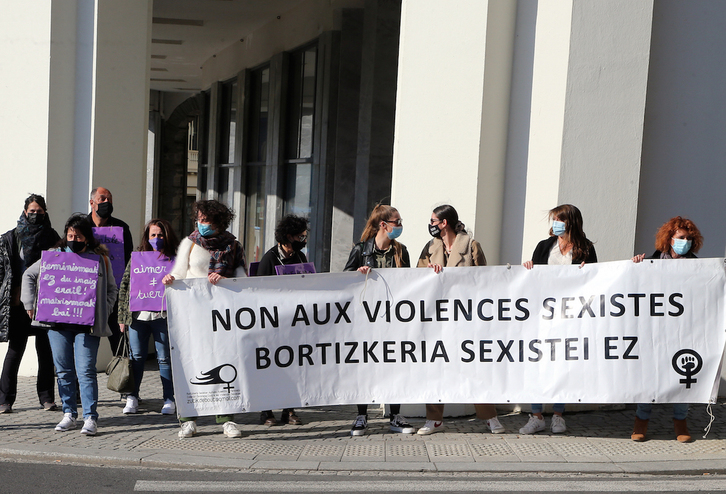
[654,216,703,254]
[274,215,309,245]
[433,204,467,234]
[138,218,180,259]
[55,214,100,251]
[191,200,235,231]
[24,194,48,212]
[548,204,594,262]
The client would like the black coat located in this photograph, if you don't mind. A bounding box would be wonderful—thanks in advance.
[531,236,597,265]
[344,238,410,271]
[256,245,308,277]
[648,250,697,260]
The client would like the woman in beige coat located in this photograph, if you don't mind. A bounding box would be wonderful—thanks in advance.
[415,204,504,435]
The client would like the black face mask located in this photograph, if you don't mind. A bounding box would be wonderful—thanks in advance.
[291,240,307,252]
[68,240,86,254]
[428,223,441,238]
[27,213,44,225]
[96,202,113,219]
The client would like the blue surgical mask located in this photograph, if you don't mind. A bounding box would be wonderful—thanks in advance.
[672,238,692,256]
[387,226,403,240]
[197,222,214,237]
[149,237,164,251]
[552,220,566,237]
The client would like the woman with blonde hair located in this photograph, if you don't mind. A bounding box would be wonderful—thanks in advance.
[416,204,505,435]
[630,216,703,443]
[343,204,415,435]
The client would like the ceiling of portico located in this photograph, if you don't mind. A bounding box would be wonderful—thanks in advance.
[150,0,306,93]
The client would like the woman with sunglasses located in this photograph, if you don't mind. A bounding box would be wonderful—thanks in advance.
[415,204,505,435]
[343,204,415,436]
[630,216,703,443]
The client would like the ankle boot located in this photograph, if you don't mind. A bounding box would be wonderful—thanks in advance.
[631,417,648,441]
[674,418,691,443]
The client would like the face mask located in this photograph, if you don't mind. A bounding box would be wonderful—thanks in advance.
[387,226,403,240]
[197,222,214,237]
[149,237,164,251]
[27,212,44,225]
[552,220,566,237]
[428,223,441,238]
[96,202,113,219]
[291,240,307,251]
[65,240,86,254]
[672,238,692,256]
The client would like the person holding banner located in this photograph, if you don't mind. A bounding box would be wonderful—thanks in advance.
[630,216,703,443]
[343,204,416,436]
[519,203,597,435]
[21,214,118,436]
[88,186,133,358]
[416,204,506,435]
[162,200,247,439]
[0,194,60,414]
[256,214,309,426]
[118,219,179,415]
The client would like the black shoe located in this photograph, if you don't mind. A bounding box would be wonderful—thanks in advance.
[42,402,58,411]
[259,410,276,426]
[0,404,11,414]
[280,408,302,425]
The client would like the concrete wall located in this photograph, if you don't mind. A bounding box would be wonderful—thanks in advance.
[635,1,726,258]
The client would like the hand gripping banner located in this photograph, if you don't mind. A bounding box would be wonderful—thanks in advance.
[166,259,726,418]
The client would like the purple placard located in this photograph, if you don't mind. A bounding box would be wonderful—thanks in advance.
[129,251,174,312]
[35,251,99,326]
[274,262,316,276]
[93,226,124,288]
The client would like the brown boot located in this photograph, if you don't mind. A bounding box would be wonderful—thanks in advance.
[631,417,648,441]
[674,418,692,443]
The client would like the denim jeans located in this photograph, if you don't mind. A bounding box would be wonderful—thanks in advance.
[47,329,100,420]
[636,403,689,421]
[128,318,174,401]
[531,404,565,414]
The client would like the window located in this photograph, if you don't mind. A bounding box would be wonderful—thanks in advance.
[217,79,238,213]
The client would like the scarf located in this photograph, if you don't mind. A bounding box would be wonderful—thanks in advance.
[188,230,246,278]
[16,212,60,268]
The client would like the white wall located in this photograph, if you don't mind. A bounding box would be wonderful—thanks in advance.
[636,1,726,258]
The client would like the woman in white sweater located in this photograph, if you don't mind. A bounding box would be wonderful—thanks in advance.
[162,200,247,438]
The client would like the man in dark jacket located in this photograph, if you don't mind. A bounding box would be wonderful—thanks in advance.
[88,187,133,356]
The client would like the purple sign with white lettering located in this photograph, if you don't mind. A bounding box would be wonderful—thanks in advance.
[274,262,316,275]
[35,251,98,326]
[129,252,173,312]
[93,226,124,288]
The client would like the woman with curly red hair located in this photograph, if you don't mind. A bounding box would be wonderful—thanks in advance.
[630,216,703,443]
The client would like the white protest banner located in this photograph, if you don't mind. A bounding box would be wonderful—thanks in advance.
[166,259,726,418]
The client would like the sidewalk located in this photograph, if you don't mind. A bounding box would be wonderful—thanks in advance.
[1,372,726,474]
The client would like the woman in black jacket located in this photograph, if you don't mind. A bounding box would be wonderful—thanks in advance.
[257,214,309,426]
[519,204,597,435]
[343,204,414,436]
[0,194,60,413]
[630,216,703,443]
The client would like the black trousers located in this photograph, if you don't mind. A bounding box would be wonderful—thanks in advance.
[0,306,55,406]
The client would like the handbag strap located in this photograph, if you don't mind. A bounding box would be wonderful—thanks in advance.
[114,329,130,358]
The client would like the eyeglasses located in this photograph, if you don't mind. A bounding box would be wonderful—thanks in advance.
[294,234,308,242]
[384,219,403,226]
[429,218,441,225]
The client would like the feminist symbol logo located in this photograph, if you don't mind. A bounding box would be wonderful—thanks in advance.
[190,364,238,393]
[672,349,703,389]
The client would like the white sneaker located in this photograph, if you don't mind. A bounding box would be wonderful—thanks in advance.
[350,414,368,436]
[551,414,567,434]
[519,414,546,434]
[487,416,506,434]
[178,421,197,438]
[80,417,97,436]
[222,421,242,438]
[55,413,76,432]
[161,399,176,415]
[389,414,415,434]
[416,420,444,435]
[123,395,138,414]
